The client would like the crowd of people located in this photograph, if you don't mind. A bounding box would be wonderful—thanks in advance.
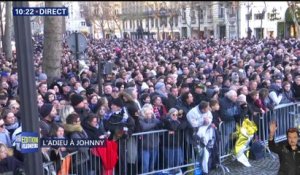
[0,35,300,175]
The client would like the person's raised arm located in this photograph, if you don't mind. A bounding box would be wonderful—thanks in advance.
[268,120,281,154]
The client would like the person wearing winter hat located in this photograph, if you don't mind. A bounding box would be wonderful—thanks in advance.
[38,73,47,83]
[39,103,57,138]
[110,97,124,109]
[154,82,166,91]
[193,83,208,106]
[70,94,90,121]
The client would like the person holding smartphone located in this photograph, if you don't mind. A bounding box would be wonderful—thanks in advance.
[269,121,300,175]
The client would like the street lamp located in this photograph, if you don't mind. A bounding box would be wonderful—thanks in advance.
[244,2,253,39]
[147,7,151,39]
[197,6,202,39]
[269,8,281,21]
[169,9,174,39]
[159,7,167,40]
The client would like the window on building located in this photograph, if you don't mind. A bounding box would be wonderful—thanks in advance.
[191,9,196,24]
[151,17,154,28]
[254,13,265,20]
[80,11,84,18]
[246,13,252,20]
[218,4,224,18]
[182,7,186,20]
[175,15,178,27]
[208,6,212,19]
[130,20,132,28]
[155,18,158,28]
[81,21,86,26]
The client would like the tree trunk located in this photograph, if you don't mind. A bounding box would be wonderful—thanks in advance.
[114,18,122,38]
[0,3,4,52]
[288,2,300,39]
[43,1,63,85]
[3,1,12,60]
[100,21,105,39]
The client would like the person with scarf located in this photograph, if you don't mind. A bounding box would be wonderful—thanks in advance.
[64,113,90,175]
[151,95,167,121]
[48,123,71,175]
[280,81,295,104]
[151,82,172,110]
[87,94,99,114]
[2,109,19,139]
[82,113,106,175]
[103,97,135,175]
[139,104,162,174]
[268,77,283,106]
[163,108,187,174]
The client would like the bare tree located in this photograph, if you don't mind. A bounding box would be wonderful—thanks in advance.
[82,2,113,39]
[43,1,63,84]
[168,3,181,39]
[3,1,12,60]
[287,1,300,39]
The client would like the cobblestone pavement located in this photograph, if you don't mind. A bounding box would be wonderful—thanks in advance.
[208,152,280,175]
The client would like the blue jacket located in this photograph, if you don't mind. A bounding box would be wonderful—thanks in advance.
[219,96,241,122]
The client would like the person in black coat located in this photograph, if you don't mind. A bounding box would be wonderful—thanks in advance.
[103,97,135,175]
[70,94,90,122]
[269,121,300,175]
[0,143,23,174]
[163,108,187,174]
[175,92,194,166]
[292,75,300,101]
[81,113,106,139]
[81,113,107,175]
[64,113,90,175]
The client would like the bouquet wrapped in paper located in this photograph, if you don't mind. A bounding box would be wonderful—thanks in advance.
[233,118,257,167]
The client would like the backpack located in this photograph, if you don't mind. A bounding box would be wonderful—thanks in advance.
[249,140,265,160]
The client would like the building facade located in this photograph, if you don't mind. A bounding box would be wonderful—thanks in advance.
[120,1,240,40]
[238,1,288,39]
[28,1,294,39]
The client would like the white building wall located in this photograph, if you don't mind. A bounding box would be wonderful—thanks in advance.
[239,1,288,38]
[64,2,90,33]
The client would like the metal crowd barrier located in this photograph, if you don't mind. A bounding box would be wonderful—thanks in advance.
[119,129,196,175]
[217,120,236,174]
[42,102,300,175]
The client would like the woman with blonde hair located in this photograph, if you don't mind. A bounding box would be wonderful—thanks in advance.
[139,104,161,173]
[58,105,75,124]
[0,143,23,174]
